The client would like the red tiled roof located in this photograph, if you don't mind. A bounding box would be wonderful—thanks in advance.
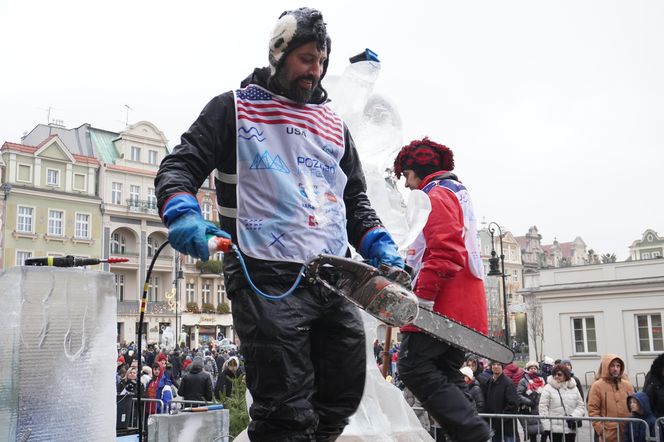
[514,236,528,250]
[2,140,99,164]
[542,242,574,258]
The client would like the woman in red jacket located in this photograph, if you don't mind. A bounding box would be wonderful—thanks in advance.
[395,137,490,442]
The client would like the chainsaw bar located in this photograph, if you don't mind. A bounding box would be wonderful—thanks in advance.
[304,254,514,364]
[412,307,514,364]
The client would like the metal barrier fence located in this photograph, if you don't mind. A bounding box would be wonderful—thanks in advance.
[117,396,221,438]
[413,410,660,442]
[116,397,164,436]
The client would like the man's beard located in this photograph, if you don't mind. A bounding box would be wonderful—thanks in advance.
[274,69,319,104]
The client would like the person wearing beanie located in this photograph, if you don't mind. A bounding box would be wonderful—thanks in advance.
[395,138,491,441]
[539,364,586,441]
[460,366,485,413]
[588,354,635,442]
[518,361,545,441]
[155,8,402,440]
[485,361,520,441]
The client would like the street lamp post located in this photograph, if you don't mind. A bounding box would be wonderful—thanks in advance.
[487,222,510,348]
[174,253,184,346]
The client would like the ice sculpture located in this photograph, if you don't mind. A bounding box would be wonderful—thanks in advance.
[0,267,116,441]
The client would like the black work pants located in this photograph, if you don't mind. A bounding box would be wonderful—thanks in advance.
[398,331,491,442]
[230,283,366,442]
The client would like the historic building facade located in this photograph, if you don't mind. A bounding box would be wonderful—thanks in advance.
[1,121,233,349]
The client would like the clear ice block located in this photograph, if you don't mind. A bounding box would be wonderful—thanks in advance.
[0,266,116,441]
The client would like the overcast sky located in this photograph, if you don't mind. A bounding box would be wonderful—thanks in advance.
[1,0,662,260]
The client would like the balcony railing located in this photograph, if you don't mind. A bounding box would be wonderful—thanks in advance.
[126,199,159,215]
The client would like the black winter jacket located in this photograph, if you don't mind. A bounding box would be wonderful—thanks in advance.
[155,67,382,292]
[645,353,664,418]
[484,373,520,436]
[178,365,213,402]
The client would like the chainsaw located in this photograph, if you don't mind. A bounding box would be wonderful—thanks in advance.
[305,254,514,364]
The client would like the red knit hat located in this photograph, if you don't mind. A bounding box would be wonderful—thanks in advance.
[393,137,454,179]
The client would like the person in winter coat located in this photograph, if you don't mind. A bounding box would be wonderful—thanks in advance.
[517,361,546,442]
[461,366,485,413]
[485,361,520,442]
[178,356,213,403]
[466,355,490,391]
[214,356,239,399]
[623,392,656,442]
[394,137,491,442]
[561,359,584,401]
[154,7,402,441]
[644,352,664,440]
[504,362,526,390]
[145,362,164,415]
[539,364,586,442]
[588,354,635,442]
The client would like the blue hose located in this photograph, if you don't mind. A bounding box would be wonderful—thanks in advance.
[232,245,304,300]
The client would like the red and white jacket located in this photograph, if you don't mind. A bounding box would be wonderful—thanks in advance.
[401,172,488,335]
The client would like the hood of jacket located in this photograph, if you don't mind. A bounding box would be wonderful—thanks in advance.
[627,391,654,417]
[596,353,627,382]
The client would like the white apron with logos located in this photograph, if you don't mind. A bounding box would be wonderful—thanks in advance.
[234,85,349,263]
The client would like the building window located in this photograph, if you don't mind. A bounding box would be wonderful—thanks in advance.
[17,206,34,233]
[186,255,196,265]
[131,146,141,162]
[110,232,126,254]
[16,250,32,266]
[202,282,211,304]
[129,185,140,206]
[637,313,663,353]
[115,274,125,301]
[111,183,123,205]
[148,150,158,165]
[46,168,60,186]
[47,210,64,236]
[202,202,212,221]
[642,252,651,260]
[216,283,224,304]
[149,277,159,302]
[75,213,90,239]
[647,234,654,242]
[654,251,662,258]
[73,173,86,191]
[186,283,196,303]
[512,270,519,282]
[573,317,597,354]
[147,236,160,257]
[147,188,157,210]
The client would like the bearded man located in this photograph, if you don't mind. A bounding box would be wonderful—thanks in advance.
[155,8,402,441]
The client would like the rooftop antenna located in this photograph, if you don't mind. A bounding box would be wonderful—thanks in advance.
[124,104,133,126]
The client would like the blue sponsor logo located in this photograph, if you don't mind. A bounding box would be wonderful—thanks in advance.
[250,150,290,174]
[297,156,335,177]
[238,127,265,142]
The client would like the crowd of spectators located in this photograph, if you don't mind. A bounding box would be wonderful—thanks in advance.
[115,339,244,417]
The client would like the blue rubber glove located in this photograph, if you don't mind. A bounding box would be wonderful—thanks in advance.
[162,193,230,261]
[359,227,404,269]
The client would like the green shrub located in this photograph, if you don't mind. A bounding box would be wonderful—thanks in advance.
[185,302,199,313]
[201,302,215,314]
[217,302,230,314]
[216,375,249,437]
